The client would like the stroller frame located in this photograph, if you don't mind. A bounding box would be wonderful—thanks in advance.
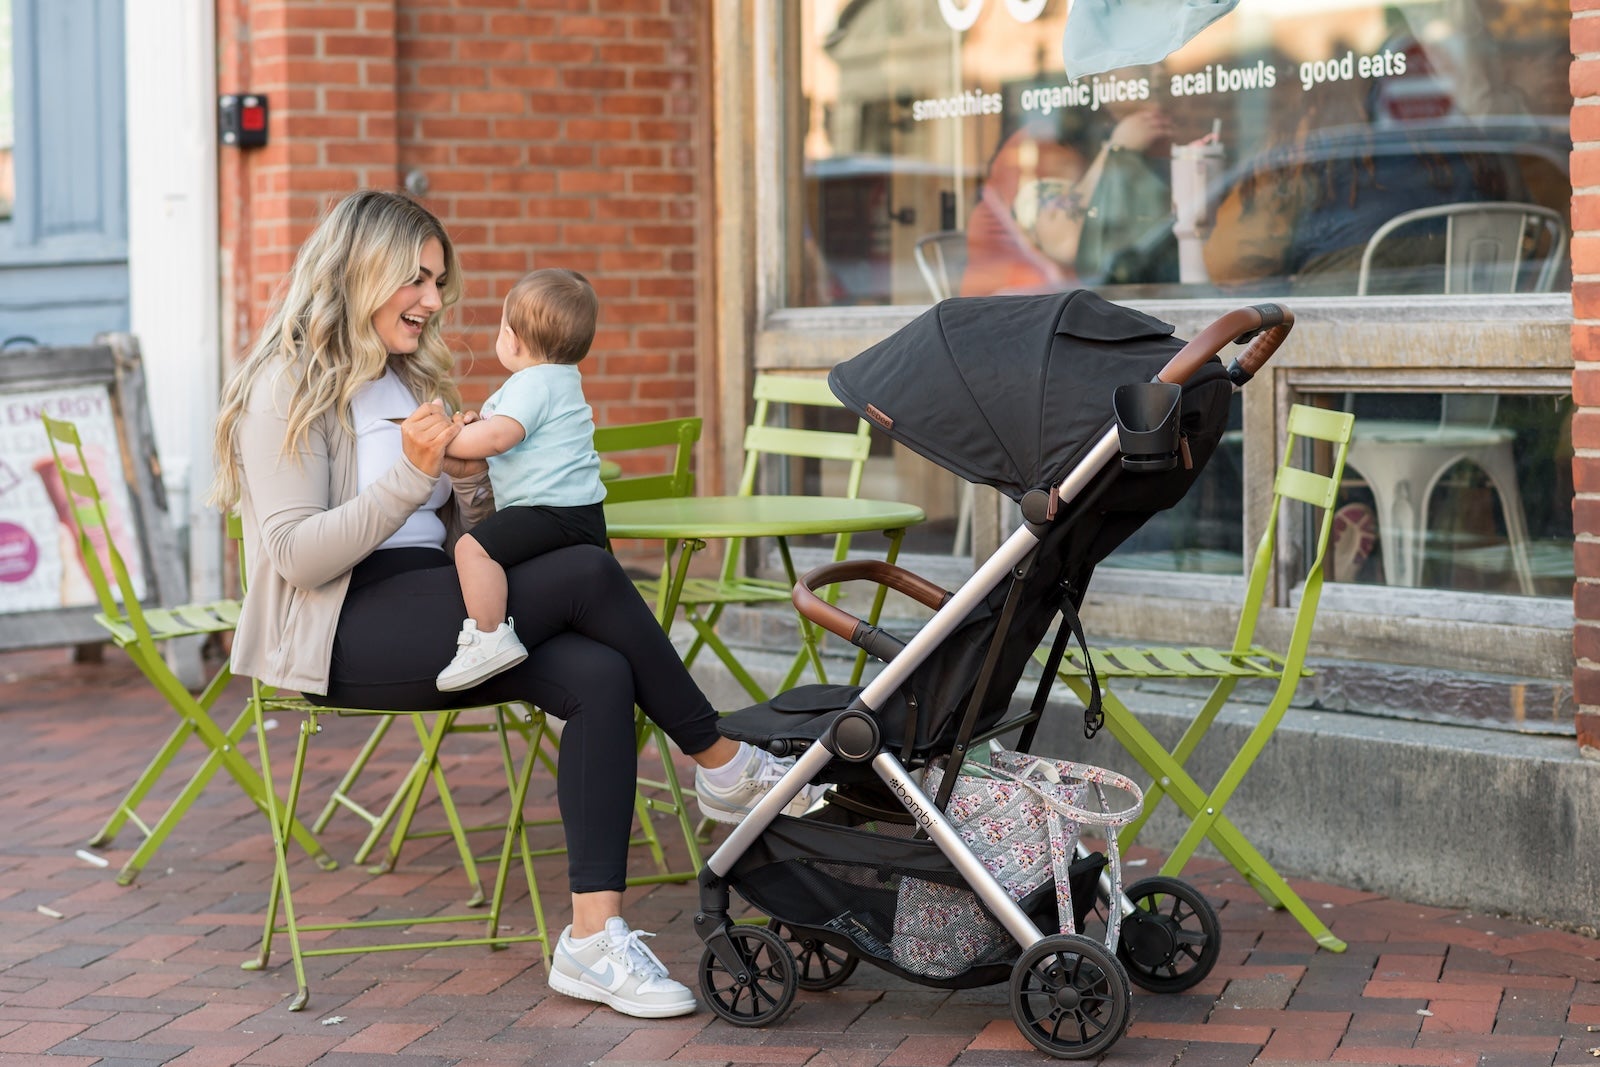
[693,302,1294,1059]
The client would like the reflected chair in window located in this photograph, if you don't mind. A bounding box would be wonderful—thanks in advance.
[1355,201,1568,297]
[1345,202,1562,594]
[1040,404,1355,951]
[913,230,968,302]
[40,414,335,886]
[913,229,978,554]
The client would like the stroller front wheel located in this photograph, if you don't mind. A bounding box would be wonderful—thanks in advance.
[1010,933,1131,1060]
[698,924,798,1027]
[768,919,859,990]
[1116,875,1222,993]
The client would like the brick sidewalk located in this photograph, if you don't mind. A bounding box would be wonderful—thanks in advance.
[3,647,1598,1066]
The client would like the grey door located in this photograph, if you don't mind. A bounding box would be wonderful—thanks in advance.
[0,0,127,347]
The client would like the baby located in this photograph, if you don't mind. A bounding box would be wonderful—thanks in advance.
[435,268,607,691]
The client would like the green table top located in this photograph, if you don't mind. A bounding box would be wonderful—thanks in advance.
[605,495,925,540]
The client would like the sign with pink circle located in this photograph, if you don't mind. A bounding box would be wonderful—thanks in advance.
[0,521,40,583]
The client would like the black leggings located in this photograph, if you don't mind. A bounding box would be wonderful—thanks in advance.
[310,544,723,893]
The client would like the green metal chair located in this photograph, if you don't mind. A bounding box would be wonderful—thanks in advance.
[312,417,707,888]
[242,684,552,1011]
[632,374,894,702]
[39,414,335,885]
[1042,403,1355,952]
[231,503,559,1010]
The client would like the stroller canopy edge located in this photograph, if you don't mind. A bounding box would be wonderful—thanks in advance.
[829,290,1190,503]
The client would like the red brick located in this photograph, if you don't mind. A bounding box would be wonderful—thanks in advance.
[1331,1050,1478,1066]
[1258,1025,1342,1060]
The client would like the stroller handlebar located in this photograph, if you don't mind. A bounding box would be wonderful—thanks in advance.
[794,560,955,660]
[1157,303,1294,388]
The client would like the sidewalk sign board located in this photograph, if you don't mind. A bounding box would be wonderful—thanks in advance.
[0,334,189,651]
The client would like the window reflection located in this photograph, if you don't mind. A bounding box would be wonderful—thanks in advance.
[0,0,13,221]
[1325,392,1572,596]
[796,0,1572,305]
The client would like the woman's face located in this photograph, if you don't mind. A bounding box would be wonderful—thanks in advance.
[371,237,446,356]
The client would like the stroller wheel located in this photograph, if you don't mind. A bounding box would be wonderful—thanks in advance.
[1010,933,1131,1060]
[698,924,798,1027]
[768,919,859,991]
[1116,876,1222,993]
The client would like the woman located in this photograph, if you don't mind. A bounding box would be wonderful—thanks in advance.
[210,189,820,1019]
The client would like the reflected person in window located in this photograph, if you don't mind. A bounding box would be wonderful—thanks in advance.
[961,107,1174,297]
[1202,46,1529,295]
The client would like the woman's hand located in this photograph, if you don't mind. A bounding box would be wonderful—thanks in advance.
[400,400,461,477]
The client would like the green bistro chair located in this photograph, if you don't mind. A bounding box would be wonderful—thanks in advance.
[632,374,894,703]
[1040,403,1355,951]
[311,417,707,890]
[232,518,555,1009]
[39,414,335,885]
[242,684,553,1011]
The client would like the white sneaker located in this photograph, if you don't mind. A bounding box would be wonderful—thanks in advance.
[547,917,697,1018]
[436,618,528,692]
[694,744,829,825]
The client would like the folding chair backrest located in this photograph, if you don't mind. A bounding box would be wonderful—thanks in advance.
[728,374,874,580]
[1230,403,1355,663]
[737,375,872,497]
[593,416,702,505]
[39,414,153,643]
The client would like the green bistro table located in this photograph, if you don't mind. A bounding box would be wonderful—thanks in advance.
[604,494,927,675]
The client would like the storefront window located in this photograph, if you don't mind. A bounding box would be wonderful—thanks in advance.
[1316,391,1573,596]
[795,0,1572,306]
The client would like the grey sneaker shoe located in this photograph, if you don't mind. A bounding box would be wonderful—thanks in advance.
[695,744,828,825]
[436,618,528,692]
[547,917,697,1018]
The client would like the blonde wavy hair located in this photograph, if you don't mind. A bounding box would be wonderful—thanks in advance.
[209,190,464,507]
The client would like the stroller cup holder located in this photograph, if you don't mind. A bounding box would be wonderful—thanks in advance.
[1113,381,1183,472]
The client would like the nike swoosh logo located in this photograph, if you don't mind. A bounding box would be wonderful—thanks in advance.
[578,958,622,990]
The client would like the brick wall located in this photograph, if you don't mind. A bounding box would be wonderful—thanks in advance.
[1576,4,1600,754]
[217,0,708,448]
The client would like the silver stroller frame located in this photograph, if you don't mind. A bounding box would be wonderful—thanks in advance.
[693,303,1294,1059]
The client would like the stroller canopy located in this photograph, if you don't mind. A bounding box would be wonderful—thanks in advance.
[829,290,1188,502]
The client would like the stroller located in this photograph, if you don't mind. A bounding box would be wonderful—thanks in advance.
[690,290,1293,1059]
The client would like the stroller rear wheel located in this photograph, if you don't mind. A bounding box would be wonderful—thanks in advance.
[767,919,859,990]
[1009,933,1131,1059]
[698,924,798,1026]
[1116,876,1222,993]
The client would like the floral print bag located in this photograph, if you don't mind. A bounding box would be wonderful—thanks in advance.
[890,746,1144,979]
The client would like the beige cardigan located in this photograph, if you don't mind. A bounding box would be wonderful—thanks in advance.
[231,367,493,694]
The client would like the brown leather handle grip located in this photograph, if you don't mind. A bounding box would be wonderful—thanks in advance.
[793,560,953,642]
[1233,314,1294,379]
[1157,303,1294,386]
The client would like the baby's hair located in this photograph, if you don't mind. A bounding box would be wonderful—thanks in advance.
[503,268,598,365]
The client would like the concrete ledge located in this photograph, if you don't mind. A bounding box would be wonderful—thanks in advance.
[1030,683,1600,933]
[684,637,1600,932]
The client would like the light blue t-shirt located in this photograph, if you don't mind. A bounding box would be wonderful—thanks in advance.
[481,364,606,509]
